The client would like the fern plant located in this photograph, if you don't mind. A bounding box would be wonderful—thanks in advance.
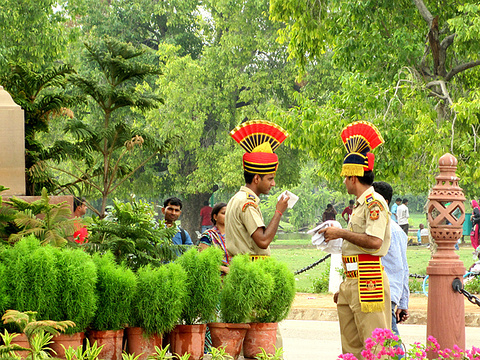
[3,188,75,246]
[85,198,179,270]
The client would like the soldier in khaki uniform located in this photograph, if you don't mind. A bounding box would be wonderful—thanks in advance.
[226,120,289,259]
[320,121,391,359]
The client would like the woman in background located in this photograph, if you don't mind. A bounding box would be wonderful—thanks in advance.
[199,202,230,273]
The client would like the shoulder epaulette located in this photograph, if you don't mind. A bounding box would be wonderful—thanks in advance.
[247,193,256,200]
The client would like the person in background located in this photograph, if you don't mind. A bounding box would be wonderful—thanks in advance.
[471,200,480,250]
[162,197,193,245]
[199,202,230,274]
[373,181,409,359]
[322,204,337,222]
[417,224,429,245]
[397,199,410,235]
[73,197,88,243]
[199,201,213,233]
[341,200,355,223]
[391,198,402,223]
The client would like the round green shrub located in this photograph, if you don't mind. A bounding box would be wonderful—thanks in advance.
[220,255,273,323]
[134,262,187,335]
[91,252,137,330]
[253,257,296,323]
[176,247,223,324]
[54,247,97,334]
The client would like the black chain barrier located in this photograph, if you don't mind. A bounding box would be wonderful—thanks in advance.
[294,254,332,275]
[452,278,480,308]
[409,273,427,279]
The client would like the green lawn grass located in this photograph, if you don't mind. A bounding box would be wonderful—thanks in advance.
[271,238,477,293]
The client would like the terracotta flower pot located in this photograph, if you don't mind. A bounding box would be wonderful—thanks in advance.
[125,327,162,360]
[11,333,31,359]
[88,329,124,360]
[208,322,250,360]
[242,322,278,359]
[50,332,85,359]
[170,324,206,360]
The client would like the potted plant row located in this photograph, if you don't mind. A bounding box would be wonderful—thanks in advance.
[88,252,137,360]
[0,235,97,357]
[210,255,296,360]
[171,247,223,360]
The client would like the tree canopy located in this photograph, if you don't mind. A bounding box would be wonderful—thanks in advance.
[270,0,480,196]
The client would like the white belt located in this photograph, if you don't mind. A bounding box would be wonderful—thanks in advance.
[345,262,358,271]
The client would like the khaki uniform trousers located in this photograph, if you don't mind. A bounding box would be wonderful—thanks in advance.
[337,273,391,359]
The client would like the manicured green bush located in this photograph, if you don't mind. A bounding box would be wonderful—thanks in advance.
[464,275,480,294]
[220,255,273,324]
[91,252,137,330]
[0,236,61,320]
[312,263,330,294]
[0,261,8,314]
[134,263,187,335]
[176,247,223,324]
[54,247,97,334]
[253,257,296,323]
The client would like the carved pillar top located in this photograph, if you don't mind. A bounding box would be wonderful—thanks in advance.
[427,153,465,242]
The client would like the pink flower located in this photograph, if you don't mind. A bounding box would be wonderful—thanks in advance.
[338,353,359,360]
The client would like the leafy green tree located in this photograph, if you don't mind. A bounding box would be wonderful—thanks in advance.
[73,0,203,59]
[50,38,175,217]
[270,0,480,196]
[0,62,76,195]
[141,0,306,237]
[0,0,81,70]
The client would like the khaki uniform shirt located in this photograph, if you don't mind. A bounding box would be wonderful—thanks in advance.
[225,186,269,257]
[342,186,390,257]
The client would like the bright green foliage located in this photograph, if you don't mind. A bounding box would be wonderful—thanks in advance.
[134,263,187,335]
[253,346,284,360]
[90,253,137,331]
[176,247,223,325]
[220,255,274,324]
[63,338,105,360]
[0,236,61,321]
[0,0,81,70]
[252,258,295,323]
[85,198,179,270]
[54,248,97,334]
[51,37,174,217]
[149,344,175,360]
[0,62,76,196]
[4,188,75,246]
[207,346,234,360]
[312,261,331,294]
[75,0,203,59]
[0,262,8,315]
[464,276,480,295]
[270,0,480,196]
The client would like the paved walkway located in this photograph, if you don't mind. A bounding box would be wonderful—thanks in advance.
[289,293,480,326]
[279,320,480,360]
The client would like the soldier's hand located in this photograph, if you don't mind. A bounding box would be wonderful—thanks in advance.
[333,291,339,304]
[276,195,289,214]
[318,226,343,242]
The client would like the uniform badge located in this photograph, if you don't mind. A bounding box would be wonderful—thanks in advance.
[367,280,376,291]
[247,193,256,200]
[370,209,380,220]
[242,202,258,212]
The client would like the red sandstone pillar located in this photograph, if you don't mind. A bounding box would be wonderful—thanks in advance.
[426,153,466,358]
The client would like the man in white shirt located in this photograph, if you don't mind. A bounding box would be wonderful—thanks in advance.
[397,199,410,235]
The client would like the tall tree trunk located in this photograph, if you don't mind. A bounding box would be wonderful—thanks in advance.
[181,192,213,245]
